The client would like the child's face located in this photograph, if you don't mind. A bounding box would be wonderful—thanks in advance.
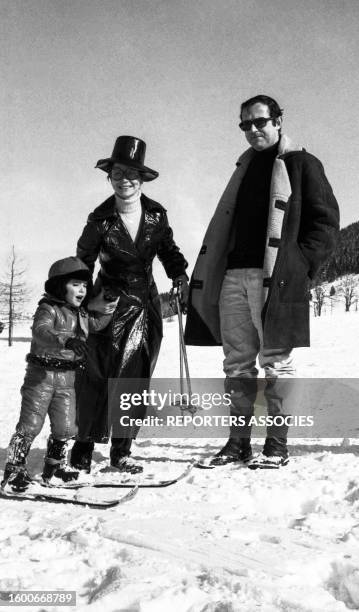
[65,279,88,307]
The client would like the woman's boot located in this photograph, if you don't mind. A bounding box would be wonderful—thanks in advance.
[70,440,94,473]
[110,438,143,474]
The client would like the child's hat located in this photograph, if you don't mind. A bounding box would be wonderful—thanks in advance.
[45,257,91,296]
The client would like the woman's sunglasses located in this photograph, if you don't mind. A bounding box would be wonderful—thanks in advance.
[111,168,141,181]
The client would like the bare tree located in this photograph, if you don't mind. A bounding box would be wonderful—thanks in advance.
[312,285,326,317]
[338,275,358,313]
[0,246,30,346]
[329,284,337,314]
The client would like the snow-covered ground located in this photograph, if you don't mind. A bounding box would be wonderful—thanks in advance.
[0,312,359,612]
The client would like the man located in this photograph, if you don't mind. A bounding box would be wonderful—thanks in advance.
[184,95,339,469]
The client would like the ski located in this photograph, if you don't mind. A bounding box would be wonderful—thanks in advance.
[92,462,194,488]
[42,462,194,490]
[194,457,252,469]
[0,484,138,508]
[194,459,216,469]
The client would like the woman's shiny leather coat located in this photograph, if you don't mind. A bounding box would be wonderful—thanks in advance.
[76,193,187,442]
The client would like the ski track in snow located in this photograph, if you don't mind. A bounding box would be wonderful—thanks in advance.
[0,312,359,612]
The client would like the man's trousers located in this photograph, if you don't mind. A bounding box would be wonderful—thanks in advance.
[219,268,295,454]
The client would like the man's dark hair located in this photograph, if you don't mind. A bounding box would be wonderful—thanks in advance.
[240,95,283,121]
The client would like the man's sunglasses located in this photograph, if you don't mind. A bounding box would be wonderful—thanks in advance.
[239,117,273,132]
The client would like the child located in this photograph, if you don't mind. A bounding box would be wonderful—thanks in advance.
[1,256,111,491]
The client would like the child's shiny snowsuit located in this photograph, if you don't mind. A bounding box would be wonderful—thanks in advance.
[15,297,109,442]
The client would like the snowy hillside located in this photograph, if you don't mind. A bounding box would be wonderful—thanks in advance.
[0,312,358,611]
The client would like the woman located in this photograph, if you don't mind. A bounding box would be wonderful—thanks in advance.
[71,136,188,474]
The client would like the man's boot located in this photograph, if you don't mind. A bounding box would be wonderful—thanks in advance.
[110,438,143,474]
[1,432,33,491]
[248,378,291,469]
[70,440,94,473]
[247,432,289,470]
[208,377,256,466]
[42,437,79,483]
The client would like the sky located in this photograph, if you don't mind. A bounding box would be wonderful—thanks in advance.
[1,0,359,310]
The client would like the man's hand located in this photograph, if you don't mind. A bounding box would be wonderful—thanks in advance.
[65,337,88,357]
[88,289,119,315]
[172,274,189,313]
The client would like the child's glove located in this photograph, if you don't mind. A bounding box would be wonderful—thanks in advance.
[65,337,88,357]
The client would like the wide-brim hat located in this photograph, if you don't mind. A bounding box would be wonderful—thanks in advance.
[95,135,159,182]
[44,256,91,293]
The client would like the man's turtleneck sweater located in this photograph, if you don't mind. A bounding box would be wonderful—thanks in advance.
[227,141,279,269]
[115,192,142,242]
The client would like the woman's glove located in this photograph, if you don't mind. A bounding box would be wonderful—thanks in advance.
[172,274,190,313]
[65,337,88,357]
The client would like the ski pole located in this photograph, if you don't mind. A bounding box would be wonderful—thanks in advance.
[174,290,197,415]
[178,301,184,396]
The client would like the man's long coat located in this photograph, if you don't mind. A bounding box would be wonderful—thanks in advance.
[184,135,339,349]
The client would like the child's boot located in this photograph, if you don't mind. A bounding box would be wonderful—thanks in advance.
[42,437,79,483]
[1,432,33,491]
